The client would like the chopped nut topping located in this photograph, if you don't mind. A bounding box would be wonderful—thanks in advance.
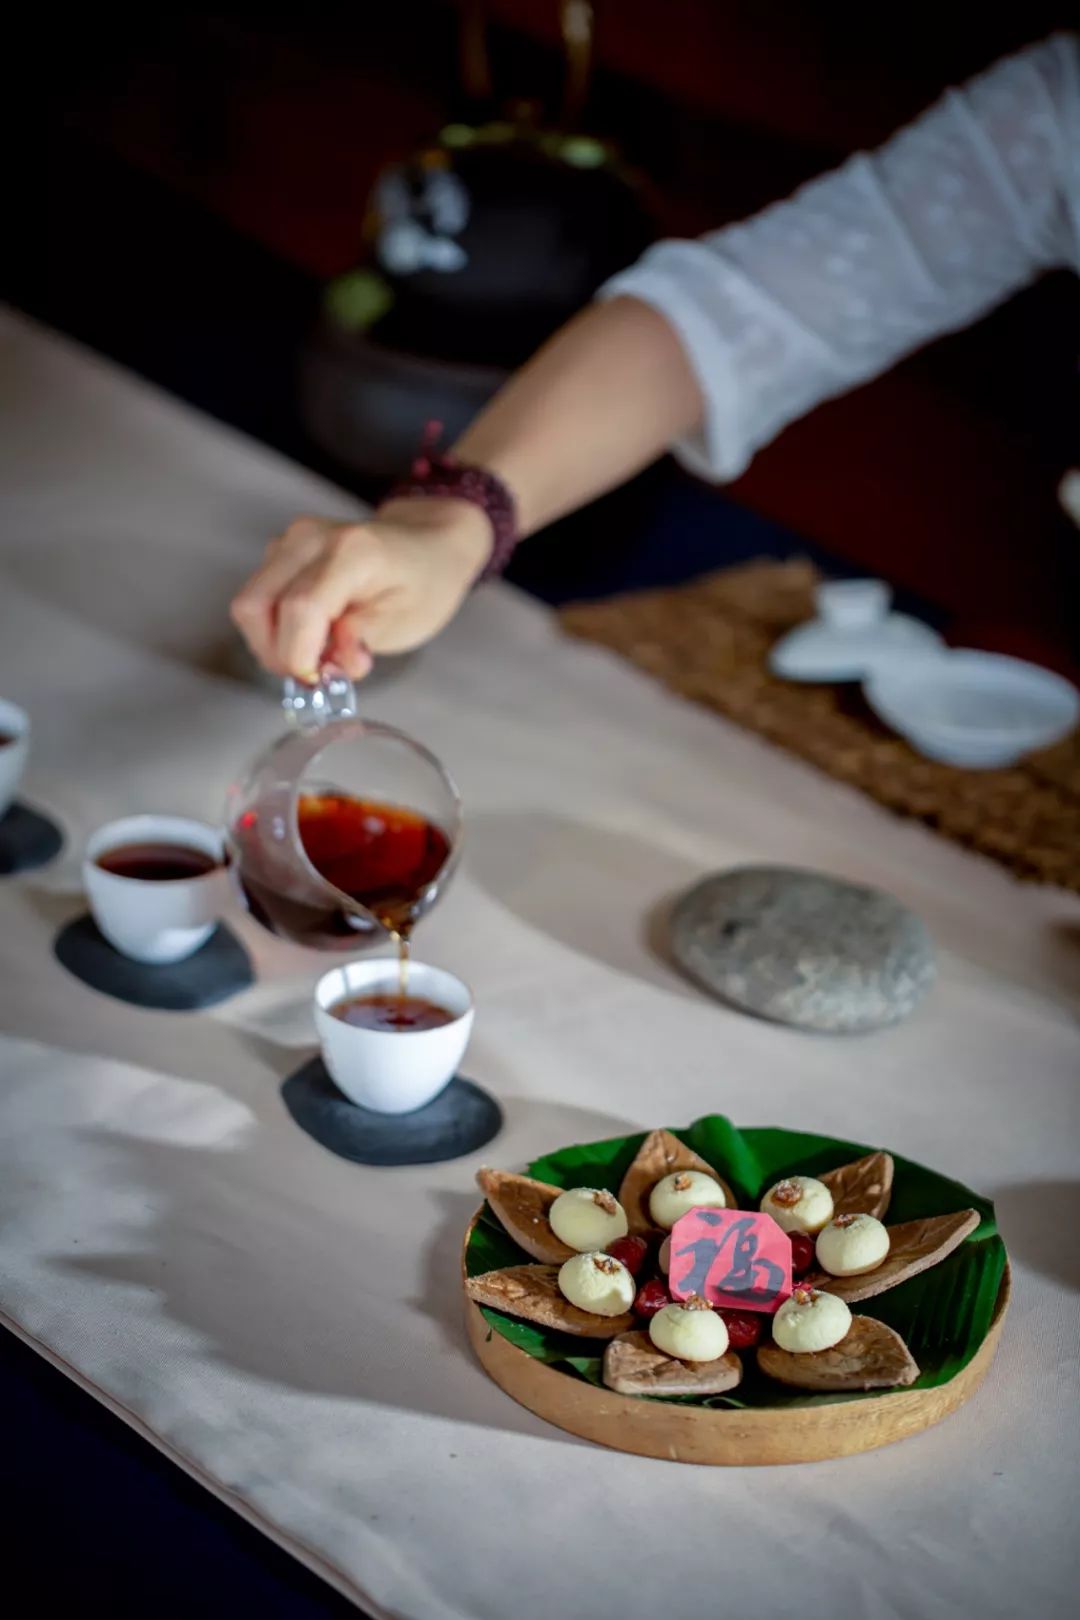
[682,1294,713,1312]
[671,1172,694,1191]
[834,1213,859,1228]
[771,1179,802,1207]
[591,1190,619,1216]
[792,1287,818,1306]
[592,1255,620,1274]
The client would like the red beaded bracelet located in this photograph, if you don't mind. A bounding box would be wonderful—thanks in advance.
[388,422,519,582]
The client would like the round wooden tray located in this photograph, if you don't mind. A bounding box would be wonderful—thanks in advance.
[463,1213,1010,1466]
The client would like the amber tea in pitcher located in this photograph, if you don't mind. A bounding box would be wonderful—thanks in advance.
[234,791,451,949]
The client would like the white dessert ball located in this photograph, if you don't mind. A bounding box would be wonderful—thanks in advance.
[648,1297,730,1362]
[772,1288,852,1353]
[557,1252,635,1316]
[815,1213,890,1276]
[549,1186,629,1252]
[760,1175,834,1235]
[649,1170,726,1231]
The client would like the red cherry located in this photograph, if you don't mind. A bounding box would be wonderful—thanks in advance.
[633,1278,671,1320]
[606,1235,649,1278]
[719,1310,763,1350]
[789,1232,815,1277]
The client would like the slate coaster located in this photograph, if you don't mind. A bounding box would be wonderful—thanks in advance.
[670,865,935,1032]
[282,1057,503,1166]
[54,913,254,1011]
[0,803,63,875]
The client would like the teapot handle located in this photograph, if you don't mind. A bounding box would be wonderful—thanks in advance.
[458,1,595,129]
[560,2,594,129]
[282,665,358,729]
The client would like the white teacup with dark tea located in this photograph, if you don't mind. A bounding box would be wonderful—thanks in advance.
[0,699,30,820]
[314,958,474,1113]
[84,814,228,965]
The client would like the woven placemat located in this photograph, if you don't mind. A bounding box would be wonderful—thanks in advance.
[560,559,1080,892]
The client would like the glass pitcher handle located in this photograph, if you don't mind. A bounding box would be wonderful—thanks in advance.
[282,664,358,728]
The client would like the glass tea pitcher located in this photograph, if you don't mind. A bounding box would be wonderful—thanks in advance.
[225,674,462,953]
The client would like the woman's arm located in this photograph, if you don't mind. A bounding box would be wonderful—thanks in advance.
[230,297,701,678]
[232,33,1078,680]
[453,295,703,536]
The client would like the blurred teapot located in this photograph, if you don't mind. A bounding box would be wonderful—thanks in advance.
[301,1,656,482]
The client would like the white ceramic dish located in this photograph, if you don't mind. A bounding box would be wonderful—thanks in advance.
[0,699,29,818]
[314,958,474,1114]
[770,580,944,683]
[864,651,1079,768]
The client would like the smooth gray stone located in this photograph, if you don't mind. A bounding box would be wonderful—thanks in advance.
[670,866,935,1032]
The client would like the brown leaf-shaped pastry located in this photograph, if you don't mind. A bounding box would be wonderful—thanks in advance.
[758,1316,919,1391]
[465,1265,634,1338]
[476,1168,574,1264]
[820,1151,894,1221]
[603,1331,743,1397]
[809,1208,980,1303]
[617,1129,736,1235]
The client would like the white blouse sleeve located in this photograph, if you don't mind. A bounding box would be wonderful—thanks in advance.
[600,33,1080,482]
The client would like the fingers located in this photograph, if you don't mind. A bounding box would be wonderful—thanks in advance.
[230,510,474,683]
[273,533,388,679]
[230,520,326,673]
[327,609,375,680]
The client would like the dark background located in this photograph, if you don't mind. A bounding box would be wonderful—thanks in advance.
[3,6,1078,1615]
[10,2,1080,669]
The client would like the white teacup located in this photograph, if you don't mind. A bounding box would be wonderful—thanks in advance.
[0,699,29,819]
[84,814,228,965]
[314,958,474,1114]
[815,578,891,630]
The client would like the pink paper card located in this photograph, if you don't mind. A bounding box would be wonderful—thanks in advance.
[667,1207,792,1313]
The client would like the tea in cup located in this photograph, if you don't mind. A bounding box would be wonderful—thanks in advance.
[314,958,474,1113]
[84,814,228,965]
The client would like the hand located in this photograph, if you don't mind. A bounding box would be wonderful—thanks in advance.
[230,498,491,680]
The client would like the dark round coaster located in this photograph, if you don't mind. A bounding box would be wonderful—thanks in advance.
[282,1058,503,1166]
[53,913,254,1011]
[0,802,64,875]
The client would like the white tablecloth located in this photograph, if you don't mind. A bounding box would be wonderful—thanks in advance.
[1,309,1078,1620]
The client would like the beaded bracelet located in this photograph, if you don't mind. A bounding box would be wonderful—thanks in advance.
[388,421,519,582]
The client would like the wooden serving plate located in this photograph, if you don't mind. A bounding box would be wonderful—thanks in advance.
[463,1212,1010,1466]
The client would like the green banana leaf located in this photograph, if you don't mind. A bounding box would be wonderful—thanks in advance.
[465,1116,1007,1409]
